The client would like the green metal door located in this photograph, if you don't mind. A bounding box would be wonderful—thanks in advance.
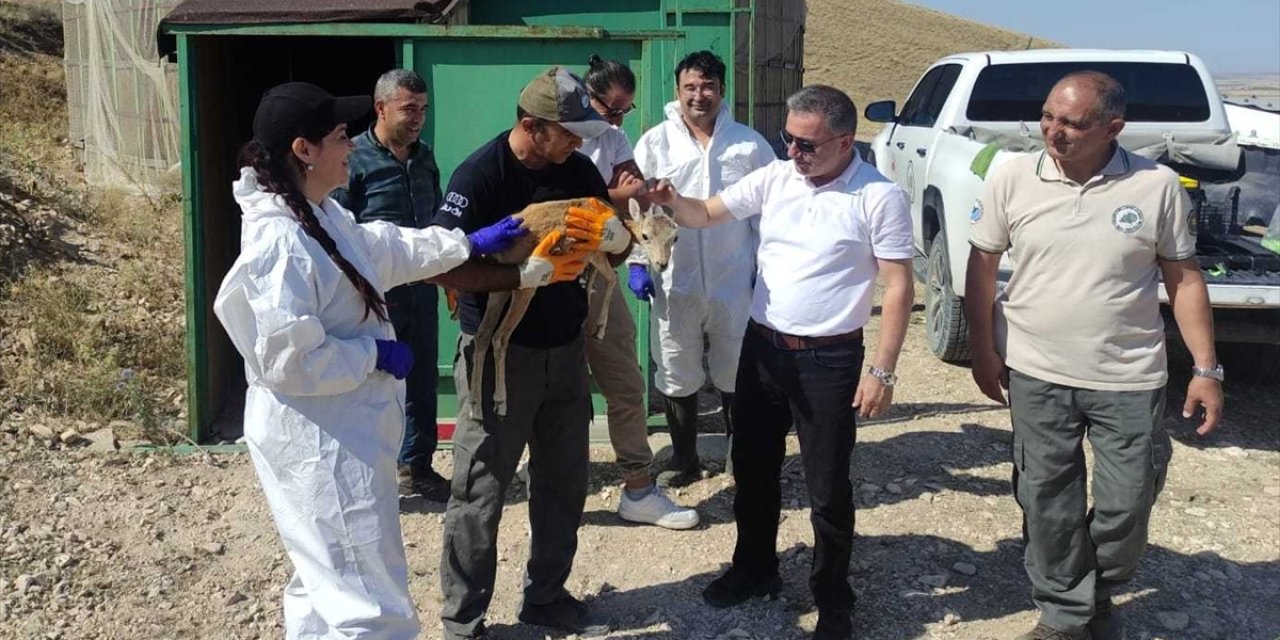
[409,36,650,425]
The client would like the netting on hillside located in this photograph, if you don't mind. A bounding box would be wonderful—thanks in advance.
[63,0,181,192]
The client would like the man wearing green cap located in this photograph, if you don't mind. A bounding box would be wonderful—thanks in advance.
[431,66,628,640]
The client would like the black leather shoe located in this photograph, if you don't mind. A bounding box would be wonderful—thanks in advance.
[813,607,852,640]
[518,595,609,635]
[399,466,451,503]
[702,567,782,608]
[1088,598,1126,640]
[655,462,702,488]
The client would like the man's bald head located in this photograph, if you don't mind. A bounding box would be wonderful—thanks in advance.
[1051,70,1126,123]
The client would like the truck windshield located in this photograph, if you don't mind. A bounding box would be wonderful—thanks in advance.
[967,62,1211,123]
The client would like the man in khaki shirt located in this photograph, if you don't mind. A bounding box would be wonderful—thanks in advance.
[966,71,1223,640]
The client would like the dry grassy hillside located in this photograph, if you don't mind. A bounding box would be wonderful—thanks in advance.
[0,1,187,439]
[804,0,1059,138]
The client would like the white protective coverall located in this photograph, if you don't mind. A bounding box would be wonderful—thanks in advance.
[634,101,775,396]
[213,167,471,640]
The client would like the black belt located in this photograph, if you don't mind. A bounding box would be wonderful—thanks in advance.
[751,320,862,351]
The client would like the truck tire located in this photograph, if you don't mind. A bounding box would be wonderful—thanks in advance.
[1216,342,1280,386]
[925,228,971,363]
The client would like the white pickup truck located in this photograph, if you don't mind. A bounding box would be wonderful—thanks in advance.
[865,49,1280,383]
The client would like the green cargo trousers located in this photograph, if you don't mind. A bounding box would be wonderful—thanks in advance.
[1008,369,1172,633]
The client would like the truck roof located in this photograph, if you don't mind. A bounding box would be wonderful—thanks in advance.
[939,49,1197,66]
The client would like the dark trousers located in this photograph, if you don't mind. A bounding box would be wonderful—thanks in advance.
[731,321,863,613]
[1008,369,1170,632]
[388,282,439,473]
[440,333,592,639]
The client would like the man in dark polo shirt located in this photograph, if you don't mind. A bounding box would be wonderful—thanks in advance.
[333,69,450,502]
[431,66,631,640]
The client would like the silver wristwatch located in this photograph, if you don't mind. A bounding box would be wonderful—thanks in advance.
[868,366,898,387]
[1191,364,1225,381]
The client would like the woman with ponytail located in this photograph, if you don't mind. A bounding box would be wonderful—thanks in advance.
[578,57,701,530]
[213,81,531,639]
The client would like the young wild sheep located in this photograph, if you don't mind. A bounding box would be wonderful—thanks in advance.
[471,197,677,417]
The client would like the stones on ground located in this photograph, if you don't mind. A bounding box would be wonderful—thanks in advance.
[727,629,752,639]
[224,592,247,606]
[1224,563,1243,582]
[16,573,48,593]
[885,483,903,495]
[951,561,977,576]
[198,542,225,556]
[26,424,54,441]
[943,611,962,626]
[58,429,81,445]
[859,483,881,494]
[1156,611,1190,630]
[1264,486,1280,497]
[1184,507,1208,518]
[918,574,948,588]
[82,428,118,453]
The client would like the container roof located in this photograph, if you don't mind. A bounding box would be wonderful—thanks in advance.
[163,0,461,25]
[158,0,464,55]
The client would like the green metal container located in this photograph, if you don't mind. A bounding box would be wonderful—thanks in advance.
[162,0,802,442]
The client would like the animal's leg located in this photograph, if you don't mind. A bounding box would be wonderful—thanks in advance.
[491,289,535,417]
[586,254,619,341]
[470,290,510,419]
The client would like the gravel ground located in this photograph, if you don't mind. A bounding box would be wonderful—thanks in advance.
[2,303,1277,640]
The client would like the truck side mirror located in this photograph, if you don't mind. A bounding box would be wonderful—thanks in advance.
[865,100,897,123]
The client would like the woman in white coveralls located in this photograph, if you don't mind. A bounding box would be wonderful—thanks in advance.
[213,82,529,639]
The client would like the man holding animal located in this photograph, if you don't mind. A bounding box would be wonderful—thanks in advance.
[429,66,634,640]
[633,50,776,486]
[649,84,914,640]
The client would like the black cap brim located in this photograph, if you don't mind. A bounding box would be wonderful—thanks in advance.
[334,95,372,125]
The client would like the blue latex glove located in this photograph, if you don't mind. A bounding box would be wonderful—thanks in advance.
[467,216,526,255]
[628,264,655,301]
[374,339,414,380]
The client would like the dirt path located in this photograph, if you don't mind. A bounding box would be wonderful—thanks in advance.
[3,299,1277,640]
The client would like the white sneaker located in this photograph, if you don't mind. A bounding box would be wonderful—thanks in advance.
[617,487,701,530]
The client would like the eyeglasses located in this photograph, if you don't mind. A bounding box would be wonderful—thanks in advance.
[779,129,847,154]
[591,94,635,118]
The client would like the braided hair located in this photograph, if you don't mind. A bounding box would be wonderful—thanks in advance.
[237,136,389,323]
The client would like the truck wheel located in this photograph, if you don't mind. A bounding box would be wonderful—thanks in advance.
[925,229,971,363]
[1217,342,1280,386]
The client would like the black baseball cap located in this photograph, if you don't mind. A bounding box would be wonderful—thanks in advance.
[252,82,371,153]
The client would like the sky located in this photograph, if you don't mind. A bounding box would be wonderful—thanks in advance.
[903,0,1280,76]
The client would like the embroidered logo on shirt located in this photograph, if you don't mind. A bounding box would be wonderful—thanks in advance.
[969,200,983,223]
[1112,205,1144,233]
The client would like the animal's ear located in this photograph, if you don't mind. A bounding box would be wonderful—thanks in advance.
[628,198,644,222]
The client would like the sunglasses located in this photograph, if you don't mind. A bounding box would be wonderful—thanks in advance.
[779,129,847,154]
[591,94,636,118]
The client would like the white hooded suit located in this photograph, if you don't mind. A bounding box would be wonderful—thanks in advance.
[634,101,775,396]
[214,167,471,639]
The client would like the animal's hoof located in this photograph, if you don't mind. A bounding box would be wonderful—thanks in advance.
[493,401,507,416]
